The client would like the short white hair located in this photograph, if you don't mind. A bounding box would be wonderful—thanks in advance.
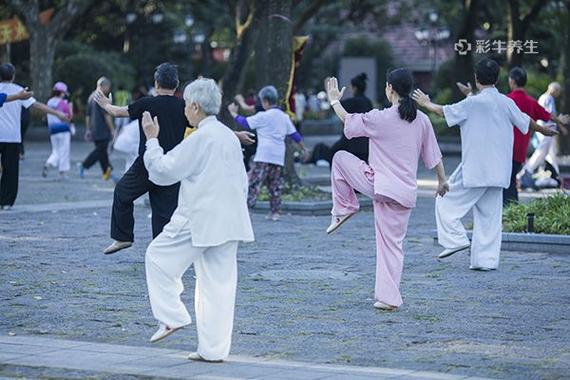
[183,78,222,115]
[548,82,561,92]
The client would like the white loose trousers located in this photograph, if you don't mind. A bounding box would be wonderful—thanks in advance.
[436,164,503,269]
[145,222,239,361]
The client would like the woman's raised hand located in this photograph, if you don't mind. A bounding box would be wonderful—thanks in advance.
[324,77,346,103]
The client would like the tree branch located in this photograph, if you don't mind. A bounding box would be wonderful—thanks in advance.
[521,0,549,31]
[293,0,327,34]
[49,0,95,36]
[6,0,39,27]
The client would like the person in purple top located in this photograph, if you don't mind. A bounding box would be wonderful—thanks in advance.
[228,85,307,220]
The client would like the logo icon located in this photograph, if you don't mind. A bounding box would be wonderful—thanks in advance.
[454,39,472,55]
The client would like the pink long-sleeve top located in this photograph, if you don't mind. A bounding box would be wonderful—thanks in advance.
[344,105,442,208]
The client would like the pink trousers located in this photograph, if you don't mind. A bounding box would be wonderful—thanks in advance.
[331,151,412,307]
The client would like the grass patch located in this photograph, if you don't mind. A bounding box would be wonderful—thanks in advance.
[503,194,570,235]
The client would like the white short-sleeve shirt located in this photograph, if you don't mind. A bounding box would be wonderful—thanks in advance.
[246,107,297,166]
[0,82,36,143]
[442,87,530,188]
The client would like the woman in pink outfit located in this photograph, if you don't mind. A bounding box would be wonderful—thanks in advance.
[324,69,449,311]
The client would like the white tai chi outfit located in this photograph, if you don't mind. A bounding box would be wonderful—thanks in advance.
[437,87,530,269]
[524,93,559,175]
[143,116,254,361]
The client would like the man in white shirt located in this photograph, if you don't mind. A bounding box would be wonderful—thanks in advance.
[521,82,568,187]
[413,58,557,271]
[142,78,254,362]
[0,63,68,209]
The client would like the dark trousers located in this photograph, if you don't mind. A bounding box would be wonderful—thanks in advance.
[0,143,20,207]
[111,157,180,242]
[503,160,522,206]
[311,137,368,165]
[83,139,111,173]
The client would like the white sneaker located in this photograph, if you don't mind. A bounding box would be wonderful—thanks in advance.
[326,213,356,234]
[150,323,183,343]
[437,244,470,259]
[373,301,398,311]
[265,213,281,221]
[188,352,223,363]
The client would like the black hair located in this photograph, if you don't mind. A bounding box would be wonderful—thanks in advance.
[154,62,179,90]
[509,66,527,87]
[387,68,417,122]
[0,63,16,81]
[51,89,65,98]
[474,58,500,86]
[351,72,367,95]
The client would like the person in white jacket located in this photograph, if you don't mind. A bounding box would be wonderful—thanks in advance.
[141,78,255,362]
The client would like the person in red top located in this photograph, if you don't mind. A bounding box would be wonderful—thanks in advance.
[504,67,569,204]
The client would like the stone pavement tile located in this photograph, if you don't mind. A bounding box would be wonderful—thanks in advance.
[74,341,184,357]
[145,362,241,379]
[3,350,143,373]
[402,370,469,379]
[0,335,89,349]
[322,374,397,380]
[0,342,63,355]
[0,352,27,362]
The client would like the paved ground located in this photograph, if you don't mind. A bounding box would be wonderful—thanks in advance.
[0,141,569,379]
[0,336,494,380]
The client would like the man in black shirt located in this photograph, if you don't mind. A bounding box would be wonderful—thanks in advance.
[96,63,187,254]
[96,63,255,254]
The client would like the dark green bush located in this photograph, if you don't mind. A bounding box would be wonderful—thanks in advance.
[503,194,570,235]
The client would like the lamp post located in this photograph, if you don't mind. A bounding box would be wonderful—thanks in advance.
[414,11,450,73]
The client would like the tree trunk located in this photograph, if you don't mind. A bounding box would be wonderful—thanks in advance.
[452,0,479,101]
[220,0,264,126]
[28,26,56,101]
[560,1,570,154]
[262,0,293,102]
[507,0,523,68]
[507,0,548,68]
[255,0,300,186]
[7,0,95,101]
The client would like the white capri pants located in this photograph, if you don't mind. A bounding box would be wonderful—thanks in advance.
[524,133,559,175]
[46,132,71,172]
[436,164,503,269]
[145,221,239,361]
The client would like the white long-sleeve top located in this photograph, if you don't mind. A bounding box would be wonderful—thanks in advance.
[144,115,254,247]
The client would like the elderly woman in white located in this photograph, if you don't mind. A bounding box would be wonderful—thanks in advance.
[141,78,254,362]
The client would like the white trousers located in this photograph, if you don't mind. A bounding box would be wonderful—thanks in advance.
[435,164,503,269]
[145,225,238,361]
[524,133,559,174]
[46,132,71,172]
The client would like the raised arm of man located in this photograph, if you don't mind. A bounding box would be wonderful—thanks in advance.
[411,89,444,117]
[93,89,129,117]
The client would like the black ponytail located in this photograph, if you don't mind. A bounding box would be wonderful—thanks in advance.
[387,68,417,122]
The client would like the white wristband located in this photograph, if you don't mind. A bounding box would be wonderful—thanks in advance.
[330,100,340,107]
